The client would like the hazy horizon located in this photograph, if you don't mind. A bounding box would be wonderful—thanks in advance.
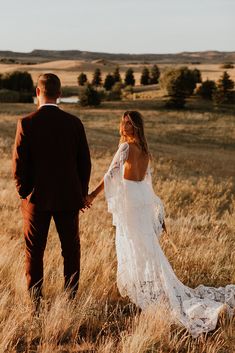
[1,0,234,54]
[1,48,235,55]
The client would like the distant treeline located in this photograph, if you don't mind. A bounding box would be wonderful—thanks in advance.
[78,66,235,108]
[78,65,160,89]
[0,71,34,102]
[0,66,234,108]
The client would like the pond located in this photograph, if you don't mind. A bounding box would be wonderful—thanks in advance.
[33,96,79,104]
[58,96,79,103]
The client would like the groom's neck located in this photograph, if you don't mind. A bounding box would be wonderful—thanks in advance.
[37,96,58,108]
[39,96,58,105]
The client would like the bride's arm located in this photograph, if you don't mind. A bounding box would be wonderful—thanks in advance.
[86,178,104,205]
[86,142,129,207]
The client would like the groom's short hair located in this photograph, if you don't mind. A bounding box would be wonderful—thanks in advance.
[37,73,61,98]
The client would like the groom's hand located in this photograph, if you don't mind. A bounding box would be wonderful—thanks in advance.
[80,197,91,213]
[85,194,95,208]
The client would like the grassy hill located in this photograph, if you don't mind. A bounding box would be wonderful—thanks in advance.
[0,49,235,64]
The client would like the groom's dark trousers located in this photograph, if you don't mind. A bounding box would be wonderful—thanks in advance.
[12,105,91,301]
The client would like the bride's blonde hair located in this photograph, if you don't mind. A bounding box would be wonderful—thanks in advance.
[119,111,150,155]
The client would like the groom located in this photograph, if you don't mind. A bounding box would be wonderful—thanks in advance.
[12,73,91,306]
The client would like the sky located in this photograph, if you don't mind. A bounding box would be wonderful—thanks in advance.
[0,0,234,54]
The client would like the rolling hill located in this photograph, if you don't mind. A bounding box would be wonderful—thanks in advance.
[0,49,234,64]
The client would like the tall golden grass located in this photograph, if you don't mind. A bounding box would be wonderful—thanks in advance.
[0,102,234,352]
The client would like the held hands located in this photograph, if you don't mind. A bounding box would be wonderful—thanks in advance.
[81,179,103,212]
[85,193,96,207]
[81,192,96,213]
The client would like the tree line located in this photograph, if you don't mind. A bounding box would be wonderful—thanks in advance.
[78,65,234,108]
[0,66,234,108]
[78,65,160,90]
[0,71,34,102]
[78,65,160,106]
[161,67,234,108]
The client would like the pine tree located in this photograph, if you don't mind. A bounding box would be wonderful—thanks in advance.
[113,67,122,83]
[103,74,115,91]
[77,72,87,86]
[124,68,135,86]
[218,71,234,91]
[213,71,234,105]
[150,64,160,84]
[140,67,150,85]
[92,68,102,87]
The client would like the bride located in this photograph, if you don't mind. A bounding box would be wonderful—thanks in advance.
[86,110,235,337]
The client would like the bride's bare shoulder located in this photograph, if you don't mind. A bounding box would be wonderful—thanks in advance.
[128,142,146,155]
[127,142,137,152]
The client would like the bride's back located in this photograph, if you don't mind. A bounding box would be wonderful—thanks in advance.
[124,143,149,181]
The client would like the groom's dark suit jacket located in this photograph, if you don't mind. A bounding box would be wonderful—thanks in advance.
[13,105,91,211]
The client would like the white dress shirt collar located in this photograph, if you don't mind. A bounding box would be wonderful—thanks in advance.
[40,103,58,108]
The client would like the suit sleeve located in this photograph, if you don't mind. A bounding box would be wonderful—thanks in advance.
[12,118,33,199]
[77,122,91,198]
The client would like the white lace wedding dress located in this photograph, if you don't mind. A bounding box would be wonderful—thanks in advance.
[104,142,235,337]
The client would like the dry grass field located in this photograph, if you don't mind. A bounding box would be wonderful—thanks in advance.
[0,60,235,87]
[0,100,235,352]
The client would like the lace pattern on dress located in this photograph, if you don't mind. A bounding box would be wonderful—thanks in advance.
[103,142,235,337]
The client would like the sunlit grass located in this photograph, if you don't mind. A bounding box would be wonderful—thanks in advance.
[0,102,234,352]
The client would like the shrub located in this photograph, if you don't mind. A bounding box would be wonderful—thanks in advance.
[107,82,122,101]
[221,62,234,69]
[197,80,216,100]
[19,92,34,103]
[2,71,34,92]
[123,85,133,92]
[0,89,20,102]
[79,84,101,106]
[0,71,34,102]
[165,96,186,109]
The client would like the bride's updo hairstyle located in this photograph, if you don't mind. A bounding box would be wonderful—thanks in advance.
[120,111,150,155]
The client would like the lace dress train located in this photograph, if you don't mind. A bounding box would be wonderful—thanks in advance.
[104,142,235,337]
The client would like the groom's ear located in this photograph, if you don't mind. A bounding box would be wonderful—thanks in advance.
[36,87,40,97]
